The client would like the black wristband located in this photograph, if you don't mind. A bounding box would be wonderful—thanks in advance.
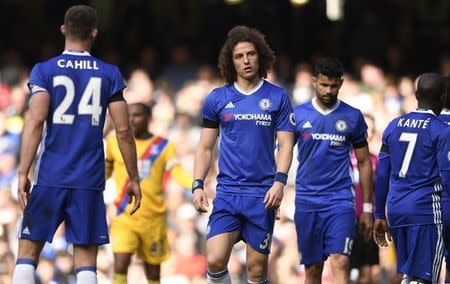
[191,179,204,194]
[274,172,288,185]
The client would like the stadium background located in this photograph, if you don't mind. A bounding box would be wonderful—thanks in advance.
[0,0,449,283]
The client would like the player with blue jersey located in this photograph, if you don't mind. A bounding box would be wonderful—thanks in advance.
[438,77,450,284]
[293,57,374,284]
[13,5,141,284]
[192,26,295,284]
[374,73,450,284]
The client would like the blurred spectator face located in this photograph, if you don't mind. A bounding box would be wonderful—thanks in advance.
[440,56,450,75]
[360,64,385,90]
[124,69,153,104]
[9,86,27,115]
[196,64,216,82]
[36,258,55,284]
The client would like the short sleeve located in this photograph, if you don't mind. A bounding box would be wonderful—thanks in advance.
[351,110,368,146]
[276,91,295,132]
[110,66,126,97]
[202,91,219,122]
[27,63,49,96]
[437,127,450,185]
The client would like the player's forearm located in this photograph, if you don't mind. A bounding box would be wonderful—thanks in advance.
[193,146,213,180]
[358,158,374,204]
[276,132,294,174]
[115,128,139,182]
[18,120,44,175]
[374,154,390,219]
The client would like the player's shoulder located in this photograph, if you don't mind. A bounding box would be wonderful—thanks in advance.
[293,100,313,112]
[262,80,287,94]
[338,100,364,116]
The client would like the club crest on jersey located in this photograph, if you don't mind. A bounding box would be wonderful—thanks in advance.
[289,113,296,126]
[335,120,348,132]
[259,98,272,110]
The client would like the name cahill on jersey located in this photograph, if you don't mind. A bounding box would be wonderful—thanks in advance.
[57,59,99,70]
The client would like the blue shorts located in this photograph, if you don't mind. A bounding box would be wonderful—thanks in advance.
[391,224,444,283]
[18,185,109,245]
[294,208,355,265]
[207,194,276,254]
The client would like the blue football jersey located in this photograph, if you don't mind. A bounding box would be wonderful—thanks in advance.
[202,80,295,197]
[380,110,450,228]
[28,51,126,190]
[439,109,450,125]
[294,98,368,211]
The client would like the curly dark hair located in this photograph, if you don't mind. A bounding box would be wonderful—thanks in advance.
[314,57,344,78]
[218,26,275,84]
[64,5,97,41]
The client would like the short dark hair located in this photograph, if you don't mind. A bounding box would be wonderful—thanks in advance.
[444,75,450,108]
[64,5,97,41]
[218,26,275,84]
[130,102,153,116]
[416,73,445,102]
[314,57,344,78]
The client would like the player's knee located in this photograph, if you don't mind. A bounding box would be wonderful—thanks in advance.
[305,263,324,278]
[207,255,228,273]
[330,254,349,271]
[247,263,266,281]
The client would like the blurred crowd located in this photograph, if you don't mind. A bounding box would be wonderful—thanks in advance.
[0,45,449,284]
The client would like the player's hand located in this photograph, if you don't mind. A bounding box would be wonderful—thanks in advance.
[17,173,31,211]
[193,189,209,213]
[373,219,391,247]
[127,180,141,215]
[359,212,373,241]
[263,182,284,210]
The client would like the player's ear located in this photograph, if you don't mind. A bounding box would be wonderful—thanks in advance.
[61,25,65,36]
[91,28,98,40]
[311,76,317,88]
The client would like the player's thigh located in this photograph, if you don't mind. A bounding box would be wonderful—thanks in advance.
[110,218,139,255]
[18,185,68,242]
[240,196,276,255]
[206,230,241,270]
[323,210,356,256]
[65,189,109,245]
[207,194,243,241]
[391,224,444,283]
[294,210,325,265]
[136,215,170,265]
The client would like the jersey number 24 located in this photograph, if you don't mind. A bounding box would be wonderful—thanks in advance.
[53,75,102,126]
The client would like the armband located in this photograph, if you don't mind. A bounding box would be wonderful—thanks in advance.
[191,179,204,194]
[274,172,288,185]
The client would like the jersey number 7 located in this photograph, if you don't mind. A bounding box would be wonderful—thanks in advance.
[398,132,418,178]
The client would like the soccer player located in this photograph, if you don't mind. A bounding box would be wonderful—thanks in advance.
[13,5,141,284]
[374,73,450,284]
[293,57,374,284]
[192,26,295,284]
[106,103,193,284]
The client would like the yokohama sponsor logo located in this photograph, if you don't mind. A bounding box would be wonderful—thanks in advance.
[233,113,272,121]
[311,133,345,142]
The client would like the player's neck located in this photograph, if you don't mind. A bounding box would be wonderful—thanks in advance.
[235,76,261,93]
[314,97,338,112]
[64,40,92,53]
